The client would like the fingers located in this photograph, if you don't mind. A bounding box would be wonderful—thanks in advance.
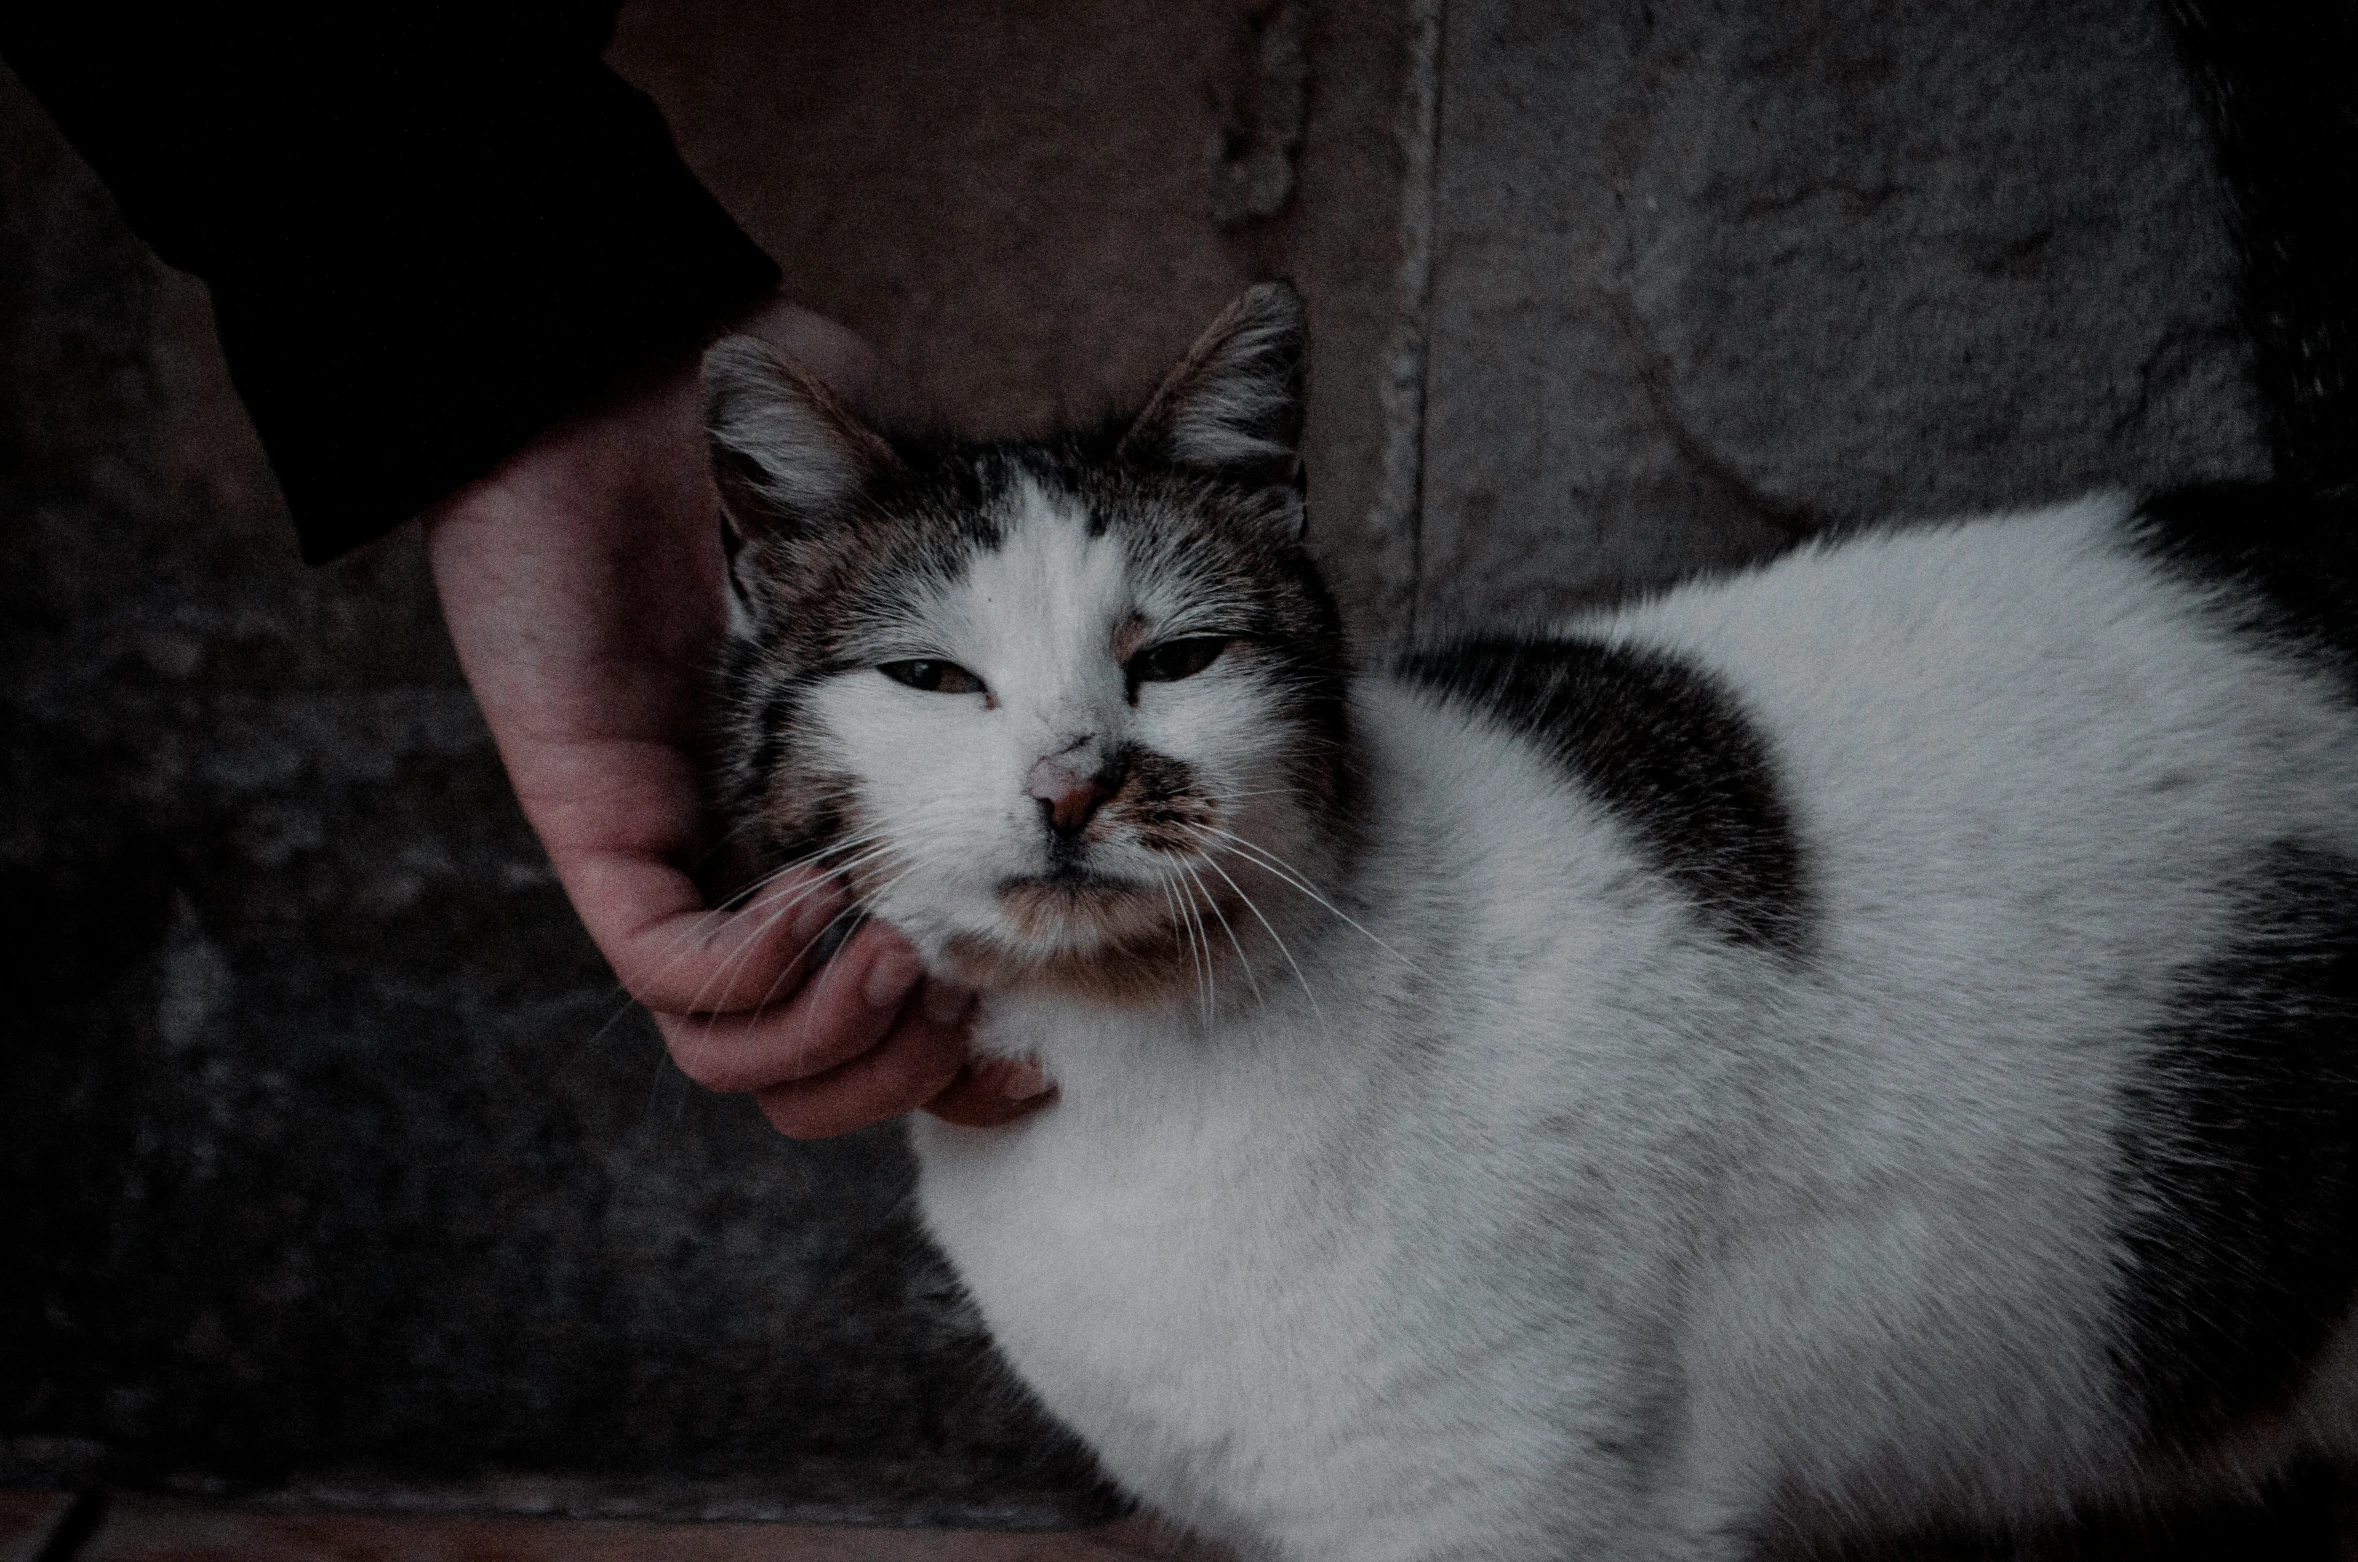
[923,1054,1059,1129]
[588,859,852,1018]
[661,920,948,1090]
[659,912,1059,1139]
[750,980,977,1140]
[642,878,1056,1138]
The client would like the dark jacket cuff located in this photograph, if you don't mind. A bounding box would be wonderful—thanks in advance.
[3,11,782,562]
[214,75,782,563]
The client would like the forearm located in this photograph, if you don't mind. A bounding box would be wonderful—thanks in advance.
[5,13,1040,1136]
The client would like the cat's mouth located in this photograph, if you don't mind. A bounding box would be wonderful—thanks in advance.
[945,867,1244,1007]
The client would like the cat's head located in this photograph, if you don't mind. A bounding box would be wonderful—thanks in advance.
[705,284,1351,1007]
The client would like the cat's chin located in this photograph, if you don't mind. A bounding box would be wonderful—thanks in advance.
[938,929,1212,1009]
[937,871,1245,1009]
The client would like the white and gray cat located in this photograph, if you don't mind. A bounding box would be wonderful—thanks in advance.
[701,283,2358,1560]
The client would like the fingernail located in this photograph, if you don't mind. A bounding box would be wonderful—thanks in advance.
[1000,1057,1052,1101]
[862,941,923,1011]
[920,979,976,1028]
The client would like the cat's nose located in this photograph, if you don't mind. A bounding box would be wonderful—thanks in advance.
[1028,748,1122,837]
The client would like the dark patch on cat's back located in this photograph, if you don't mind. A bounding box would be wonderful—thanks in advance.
[1395,637,1808,953]
[2135,483,2358,695]
[2110,842,2358,1446]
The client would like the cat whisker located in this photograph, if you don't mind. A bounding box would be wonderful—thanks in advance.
[1198,827,1422,975]
[688,849,900,1024]
[707,823,888,916]
[699,847,925,1030]
[1177,855,1261,1004]
[1158,872,1208,1024]
[729,818,895,904]
[1190,846,1330,1032]
[566,864,861,1069]
[567,990,672,1076]
[629,823,891,1011]
[688,837,905,1020]
[1168,866,1217,1025]
[1188,882,1218,1025]
[768,857,934,1016]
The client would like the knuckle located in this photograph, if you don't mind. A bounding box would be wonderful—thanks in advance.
[617,957,700,1016]
[657,1018,739,1092]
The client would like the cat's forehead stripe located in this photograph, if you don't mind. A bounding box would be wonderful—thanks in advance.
[966,471,1126,606]
[931,471,1135,692]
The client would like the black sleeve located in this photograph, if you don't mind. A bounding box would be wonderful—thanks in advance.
[1,4,782,562]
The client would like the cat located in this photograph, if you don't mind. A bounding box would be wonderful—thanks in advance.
[701,282,2358,1561]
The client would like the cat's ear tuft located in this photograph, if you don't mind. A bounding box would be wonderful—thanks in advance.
[704,335,901,537]
[1121,282,1307,493]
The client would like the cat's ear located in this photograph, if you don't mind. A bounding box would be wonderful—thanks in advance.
[1121,282,1307,496]
[703,335,901,538]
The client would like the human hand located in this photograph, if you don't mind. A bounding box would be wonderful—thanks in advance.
[423,297,1054,1136]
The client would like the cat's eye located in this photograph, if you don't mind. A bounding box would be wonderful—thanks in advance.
[1129,636,1232,685]
[880,658,986,695]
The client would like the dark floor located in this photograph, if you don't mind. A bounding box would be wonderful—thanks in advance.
[7,1484,2356,1562]
[2,1492,1228,1562]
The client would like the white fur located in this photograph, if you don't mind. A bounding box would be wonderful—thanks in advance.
[1165,309,1302,472]
[808,492,2358,1559]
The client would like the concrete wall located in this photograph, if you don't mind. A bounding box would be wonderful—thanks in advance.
[0,0,2280,1532]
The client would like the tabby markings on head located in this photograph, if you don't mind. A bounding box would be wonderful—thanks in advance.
[703,284,1350,1008]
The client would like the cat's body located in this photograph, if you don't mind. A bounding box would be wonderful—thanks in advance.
[704,287,2358,1559]
[916,494,2358,1559]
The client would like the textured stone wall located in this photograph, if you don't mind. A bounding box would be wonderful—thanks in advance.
[1415,0,2266,626]
[0,0,2276,1529]
[606,0,1420,632]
